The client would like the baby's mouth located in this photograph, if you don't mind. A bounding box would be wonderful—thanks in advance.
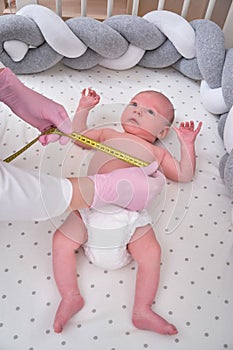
[128,118,139,125]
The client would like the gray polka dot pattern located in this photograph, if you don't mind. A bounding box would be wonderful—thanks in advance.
[0,64,232,350]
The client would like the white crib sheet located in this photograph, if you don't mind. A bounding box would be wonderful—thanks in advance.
[0,64,232,350]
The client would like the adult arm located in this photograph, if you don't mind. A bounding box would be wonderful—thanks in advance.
[0,161,163,221]
[0,67,72,145]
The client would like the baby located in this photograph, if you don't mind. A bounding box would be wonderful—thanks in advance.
[52,88,202,334]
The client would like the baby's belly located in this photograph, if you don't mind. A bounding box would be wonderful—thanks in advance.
[86,139,155,175]
[88,154,130,175]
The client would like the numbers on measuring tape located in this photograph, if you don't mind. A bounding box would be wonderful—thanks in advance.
[3,127,149,167]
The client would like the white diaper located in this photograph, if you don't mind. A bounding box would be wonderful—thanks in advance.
[79,204,152,270]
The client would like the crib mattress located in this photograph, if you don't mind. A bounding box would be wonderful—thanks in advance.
[0,63,232,350]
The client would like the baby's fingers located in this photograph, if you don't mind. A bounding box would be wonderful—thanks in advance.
[194,121,203,134]
[81,88,87,96]
[179,121,193,129]
[87,87,97,97]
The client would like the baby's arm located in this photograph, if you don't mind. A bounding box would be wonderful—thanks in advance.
[72,88,111,149]
[159,121,202,182]
[72,88,100,133]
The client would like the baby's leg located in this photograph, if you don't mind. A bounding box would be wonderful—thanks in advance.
[128,226,178,335]
[52,211,87,333]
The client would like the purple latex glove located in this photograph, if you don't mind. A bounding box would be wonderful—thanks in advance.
[89,161,166,211]
[0,67,72,145]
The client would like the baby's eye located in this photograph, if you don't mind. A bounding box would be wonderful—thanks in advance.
[147,109,155,116]
[130,102,137,107]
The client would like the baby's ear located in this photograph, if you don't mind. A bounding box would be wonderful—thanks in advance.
[157,126,170,139]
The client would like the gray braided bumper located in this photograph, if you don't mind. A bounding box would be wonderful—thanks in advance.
[1,4,233,197]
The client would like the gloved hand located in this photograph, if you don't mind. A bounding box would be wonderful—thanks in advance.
[0,67,72,145]
[89,161,166,211]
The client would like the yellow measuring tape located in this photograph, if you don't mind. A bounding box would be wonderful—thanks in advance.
[3,127,149,167]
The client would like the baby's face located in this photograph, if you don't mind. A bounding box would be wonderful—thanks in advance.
[121,92,171,142]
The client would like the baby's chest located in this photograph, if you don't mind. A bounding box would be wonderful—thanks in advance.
[87,136,157,175]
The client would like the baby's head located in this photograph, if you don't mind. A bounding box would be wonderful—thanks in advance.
[121,90,174,143]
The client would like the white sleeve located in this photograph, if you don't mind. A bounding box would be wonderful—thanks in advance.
[0,161,72,221]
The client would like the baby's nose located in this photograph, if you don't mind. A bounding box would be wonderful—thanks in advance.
[134,106,143,115]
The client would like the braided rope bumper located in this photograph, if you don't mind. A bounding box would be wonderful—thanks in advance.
[1,4,233,197]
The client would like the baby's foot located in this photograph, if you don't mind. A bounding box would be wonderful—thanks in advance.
[53,294,84,333]
[132,309,178,335]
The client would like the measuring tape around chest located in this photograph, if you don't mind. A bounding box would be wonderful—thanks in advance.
[3,127,149,167]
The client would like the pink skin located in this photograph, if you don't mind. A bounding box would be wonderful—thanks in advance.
[128,228,178,335]
[75,89,202,183]
[175,120,202,143]
[121,91,174,143]
[53,221,178,335]
[121,91,202,147]
[53,89,202,334]
[52,228,85,334]
[79,88,100,109]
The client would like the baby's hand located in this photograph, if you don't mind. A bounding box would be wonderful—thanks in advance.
[174,121,202,144]
[79,87,100,110]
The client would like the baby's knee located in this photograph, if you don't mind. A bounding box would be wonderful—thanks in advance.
[149,240,161,260]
